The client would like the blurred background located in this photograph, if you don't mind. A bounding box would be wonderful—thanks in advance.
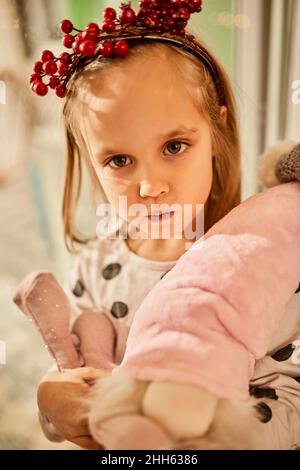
[0,0,299,450]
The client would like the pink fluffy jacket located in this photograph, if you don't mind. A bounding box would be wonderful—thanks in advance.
[112,181,300,400]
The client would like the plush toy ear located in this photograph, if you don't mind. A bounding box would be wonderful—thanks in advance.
[257,141,300,188]
[13,271,83,370]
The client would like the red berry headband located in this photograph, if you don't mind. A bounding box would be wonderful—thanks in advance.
[29,0,221,101]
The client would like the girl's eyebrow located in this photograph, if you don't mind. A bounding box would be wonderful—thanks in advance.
[98,126,199,159]
[159,126,199,139]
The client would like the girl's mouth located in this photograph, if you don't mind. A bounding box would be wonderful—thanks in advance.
[147,211,175,223]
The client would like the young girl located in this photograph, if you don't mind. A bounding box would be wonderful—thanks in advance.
[35,6,300,450]
[36,33,239,448]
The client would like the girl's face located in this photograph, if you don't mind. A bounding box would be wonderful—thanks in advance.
[81,54,220,240]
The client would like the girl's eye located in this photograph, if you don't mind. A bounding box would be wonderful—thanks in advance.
[106,156,131,169]
[105,141,189,169]
[164,140,189,156]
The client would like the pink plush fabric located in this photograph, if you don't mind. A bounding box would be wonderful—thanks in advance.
[13,272,116,371]
[113,183,300,400]
[13,272,82,370]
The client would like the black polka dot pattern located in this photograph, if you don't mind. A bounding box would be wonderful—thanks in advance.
[295,283,300,294]
[72,280,85,297]
[111,301,128,319]
[102,263,122,280]
[250,387,278,400]
[254,401,272,423]
[271,344,296,362]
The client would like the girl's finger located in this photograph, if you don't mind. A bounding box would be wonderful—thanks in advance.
[78,367,112,384]
[44,367,111,386]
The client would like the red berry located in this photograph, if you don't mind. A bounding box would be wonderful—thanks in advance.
[82,29,98,41]
[33,61,43,73]
[43,60,58,75]
[100,41,114,58]
[58,61,69,75]
[86,22,100,34]
[63,34,75,48]
[49,77,60,89]
[138,7,148,18]
[119,7,136,25]
[60,19,73,34]
[31,79,40,89]
[33,81,48,96]
[143,17,155,28]
[60,52,72,64]
[190,0,202,12]
[176,27,186,36]
[101,20,116,33]
[167,18,175,28]
[147,0,158,7]
[72,39,84,54]
[79,40,96,56]
[56,84,66,98]
[178,7,190,21]
[103,7,116,21]
[114,40,129,57]
[29,73,40,84]
[41,50,54,62]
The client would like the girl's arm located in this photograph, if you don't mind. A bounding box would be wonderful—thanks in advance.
[248,297,300,450]
[119,182,300,400]
[250,374,300,449]
[86,182,300,450]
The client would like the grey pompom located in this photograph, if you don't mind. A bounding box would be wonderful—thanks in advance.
[275,143,300,183]
[257,141,297,188]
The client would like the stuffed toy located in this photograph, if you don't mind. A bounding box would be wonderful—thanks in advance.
[13,141,300,449]
[13,272,116,442]
[13,271,115,372]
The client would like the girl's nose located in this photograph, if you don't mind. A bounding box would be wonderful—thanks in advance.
[139,179,169,199]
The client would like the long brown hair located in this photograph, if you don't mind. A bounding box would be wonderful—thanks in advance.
[62,36,241,254]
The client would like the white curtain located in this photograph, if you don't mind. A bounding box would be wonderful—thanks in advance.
[285,0,300,139]
[235,0,300,199]
[235,0,264,199]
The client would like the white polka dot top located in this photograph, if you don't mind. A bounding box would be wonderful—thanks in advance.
[63,235,179,364]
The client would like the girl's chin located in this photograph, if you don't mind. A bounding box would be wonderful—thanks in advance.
[126,221,187,240]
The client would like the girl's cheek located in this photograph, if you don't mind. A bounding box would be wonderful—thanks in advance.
[97,177,136,217]
[97,173,121,196]
[98,168,132,191]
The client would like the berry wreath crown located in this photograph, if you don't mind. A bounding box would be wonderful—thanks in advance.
[29,0,223,103]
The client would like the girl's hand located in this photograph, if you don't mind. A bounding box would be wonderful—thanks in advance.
[37,367,110,449]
